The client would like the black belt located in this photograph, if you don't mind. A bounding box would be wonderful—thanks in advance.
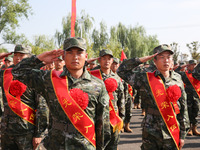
[52,121,76,133]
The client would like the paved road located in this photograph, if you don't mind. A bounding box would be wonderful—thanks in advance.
[118,109,200,150]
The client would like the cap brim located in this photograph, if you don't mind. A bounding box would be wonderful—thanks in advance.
[12,51,30,54]
[157,50,174,55]
[64,46,86,51]
[100,54,113,57]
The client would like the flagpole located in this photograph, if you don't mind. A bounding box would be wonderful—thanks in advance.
[71,0,76,37]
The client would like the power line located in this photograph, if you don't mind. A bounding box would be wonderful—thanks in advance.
[147,24,200,30]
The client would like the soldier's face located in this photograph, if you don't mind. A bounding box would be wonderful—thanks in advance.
[54,59,65,71]
[99,55,113,70]
[111,62,119,73]
[13,52,29,65]
[64,48,88,71]
[5,60,13,68]
[188,64,196,71]
[154,51,173,72]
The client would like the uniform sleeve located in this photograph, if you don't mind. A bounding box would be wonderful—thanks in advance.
[96,83,111,150]
[192,63,200,80]
[34,94,49,137]
[177,81,190,139]
[117,58,142,89]
[117,80,125,120]
[12,55,48,94]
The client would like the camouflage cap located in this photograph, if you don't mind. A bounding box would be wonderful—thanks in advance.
[63,37,87,51]
[153,44,174,55]
[99,49,113,57]
[13,44,32,54]
[113,57,120,64]
[189,59,197,65]
[4,57,13,62]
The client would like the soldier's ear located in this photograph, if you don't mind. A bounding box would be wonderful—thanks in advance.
[85,53,88,61]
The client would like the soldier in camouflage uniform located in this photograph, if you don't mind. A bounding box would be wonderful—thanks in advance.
[91,50,125,150]
[111,57,133,133]
[0,45,49,150]
[12,37,111,150]
[140,62,156,116]
[54,55,65,71]
[175,59,200,136]
[117,44,189,150]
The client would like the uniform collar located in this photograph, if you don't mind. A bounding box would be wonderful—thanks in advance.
[100,69,115,76]
[154,69,176,79]
[60,66,91,81]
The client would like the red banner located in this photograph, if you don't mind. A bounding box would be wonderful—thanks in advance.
[146,72,180,149]
[3,69,35,125]
[120,50,127,61]
[71,0,76,37]
[51,70,96,147]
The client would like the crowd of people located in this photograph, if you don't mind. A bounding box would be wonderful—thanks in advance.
[0,37,199,150]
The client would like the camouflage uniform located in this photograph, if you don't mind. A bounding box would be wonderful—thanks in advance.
[12,38,111,150]
[0,45,49,150]
[140,63,156,115]
[123,80,133,125]
[176,60,200,135]
[99,69,125,150]
[94,50,125,150]
[117,51,189,149]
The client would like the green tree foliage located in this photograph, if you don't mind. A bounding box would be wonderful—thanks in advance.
[110,23,159,58]
[54,10,94,48]
[92,21,109,52]
[0,47,8,53]
[186,41,200,60]
[180,53,189,62]
[0,0,32,45]
[54,11,159,59]
[31,35,55,55]
[1,29,30,45]
[170,42,179,62]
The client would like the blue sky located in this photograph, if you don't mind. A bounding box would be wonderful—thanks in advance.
[6,0,200,58]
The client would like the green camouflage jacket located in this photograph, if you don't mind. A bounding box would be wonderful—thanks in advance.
[12,56,111,150]
[99,69,125,120]
[175,66,200,99]
[117,58,189,139]
[0,65,49,137]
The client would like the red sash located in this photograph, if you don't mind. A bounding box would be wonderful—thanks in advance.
[90,69,123,133]
[3,69,35,125]
[128,84,133,97]
[146,72,180,149]
[185,71,200,99]
[51,70,96,147]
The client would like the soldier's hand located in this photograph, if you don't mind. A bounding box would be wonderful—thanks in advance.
[87,57,99,64]
[139,53,158,63]
[0,52,12,59]
[179,139,184,150]
[33,137,42,150]
[180,64,188,68]
[37,49,64,64]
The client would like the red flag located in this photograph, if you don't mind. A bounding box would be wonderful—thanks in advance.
[120,50,127,61]
[71,0,76,37]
